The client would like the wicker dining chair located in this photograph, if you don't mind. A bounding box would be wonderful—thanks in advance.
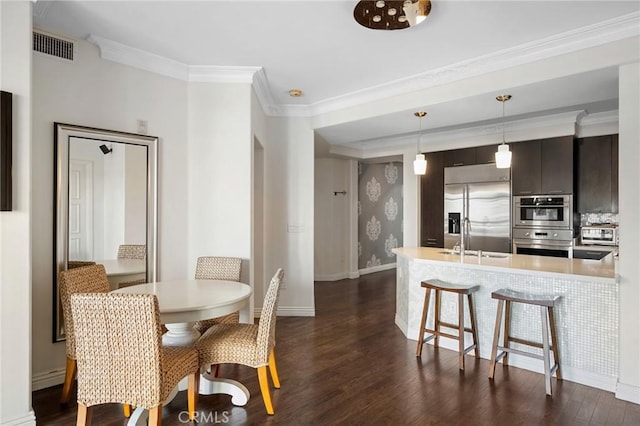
[67,260,97,269]
[117,244,146,260]
[71,293,199,425]
[58,265,110,406]
[193,256,242,334]
[195,268,284,415]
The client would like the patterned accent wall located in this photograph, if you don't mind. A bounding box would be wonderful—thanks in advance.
[358,162,403,269]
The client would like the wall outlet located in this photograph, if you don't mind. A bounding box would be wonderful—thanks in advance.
[137,119,148,135]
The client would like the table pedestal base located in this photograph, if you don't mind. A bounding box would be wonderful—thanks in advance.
[162,322,200,346]
[200,370,250,405]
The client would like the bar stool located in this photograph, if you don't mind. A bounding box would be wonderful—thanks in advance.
[488,288,562,396]
[416,279,480,370]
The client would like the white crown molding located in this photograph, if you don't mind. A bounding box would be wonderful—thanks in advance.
[577,110,619,138]
[335,110,587,159]
[304,11,640,117]
[188,65,261,83]
[87,12,638,119]
[87,34,189,81]
[252,68,281,115]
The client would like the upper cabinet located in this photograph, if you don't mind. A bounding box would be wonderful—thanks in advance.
[443,147,477,168]
[576,134,618,213]
[442,145,499,168]
[510,136,574,195]
[420,151,444,248]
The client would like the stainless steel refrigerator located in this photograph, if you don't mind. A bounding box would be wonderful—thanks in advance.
[444,163,511,253]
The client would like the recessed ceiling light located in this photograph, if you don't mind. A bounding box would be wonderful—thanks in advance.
[289,89,303,97]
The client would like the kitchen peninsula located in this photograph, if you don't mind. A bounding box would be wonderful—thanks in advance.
[394,247,618,392]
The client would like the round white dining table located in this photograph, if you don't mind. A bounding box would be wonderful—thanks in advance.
[112,279,253,426]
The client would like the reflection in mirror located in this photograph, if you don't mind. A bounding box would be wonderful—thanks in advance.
[54,123,158,342]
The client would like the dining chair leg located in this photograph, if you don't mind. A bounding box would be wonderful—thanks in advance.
[188,371,199,420]
[122,404,132,418]
[257,366,274,415]
[60,357,77,404]
[268,348,281,388]
[76,404,92,426]
[149,405,162,426]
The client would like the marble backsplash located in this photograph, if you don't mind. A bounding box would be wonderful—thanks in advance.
[580,212,619,226]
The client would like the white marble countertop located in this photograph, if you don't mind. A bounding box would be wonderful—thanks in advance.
[393,247,616,281]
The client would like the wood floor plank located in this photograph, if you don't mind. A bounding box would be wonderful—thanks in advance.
[32,269,638,425]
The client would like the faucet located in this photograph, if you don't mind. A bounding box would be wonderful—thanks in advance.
[460,217,471,254]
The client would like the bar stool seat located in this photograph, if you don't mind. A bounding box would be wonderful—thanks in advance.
[489,288,562,396]
[416,279,480,371]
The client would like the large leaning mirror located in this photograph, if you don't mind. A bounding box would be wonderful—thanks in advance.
[53,123,158,342]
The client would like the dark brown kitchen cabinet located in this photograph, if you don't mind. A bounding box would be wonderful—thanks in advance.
[540,136,574,195]
[475,144,499,164]
[443,148,476,168]
[510,140,541,195]
[510,136,573,195]
[442,145,499,167]
[420,151,444,247]
[576,134,618,213]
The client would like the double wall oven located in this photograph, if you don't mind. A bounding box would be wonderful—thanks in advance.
[512,195,574,258]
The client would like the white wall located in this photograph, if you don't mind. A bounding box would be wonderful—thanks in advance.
[186,82,252,274]
[31,37,189,390]
[0,1,35,424]
[124,144,147,245]
[266,116,315,315]
[251,88,267,309]
[69,138,106,259]
[314,158,354,281]
[616,61,640,404]
[103,144,125,257]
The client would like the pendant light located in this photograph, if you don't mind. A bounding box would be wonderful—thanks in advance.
[413,111,427,175]
[495,95,512,169]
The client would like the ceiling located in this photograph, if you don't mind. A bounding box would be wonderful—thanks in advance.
[33,1,640,152]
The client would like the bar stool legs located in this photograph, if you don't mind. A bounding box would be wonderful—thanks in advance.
[488,288,562,396]
[416,280,480,371]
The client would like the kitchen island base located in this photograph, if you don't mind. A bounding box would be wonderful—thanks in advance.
[394,248,619,393]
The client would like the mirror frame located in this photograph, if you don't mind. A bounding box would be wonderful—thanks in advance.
[53,122,158,342]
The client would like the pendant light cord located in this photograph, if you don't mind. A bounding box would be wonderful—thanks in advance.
[417,115,422,154]
[502,98,505,145]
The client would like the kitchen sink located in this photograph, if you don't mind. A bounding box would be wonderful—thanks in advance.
[439,250,508,259]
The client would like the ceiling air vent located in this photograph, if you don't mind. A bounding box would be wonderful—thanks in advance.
[33,31,74,61]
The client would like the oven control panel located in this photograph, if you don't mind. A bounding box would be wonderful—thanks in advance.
[513,228,573,241]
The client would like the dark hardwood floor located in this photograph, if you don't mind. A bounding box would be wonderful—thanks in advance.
[33,269,639,425]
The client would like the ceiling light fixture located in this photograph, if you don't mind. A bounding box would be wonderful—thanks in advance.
[413,111,427,175]
[353,0,431,31]
[495,95,512,169]
[289,89,302,97]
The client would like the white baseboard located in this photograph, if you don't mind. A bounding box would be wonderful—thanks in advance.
[0,412,36,426]
[276,306,315,317]
[314,271,361,281]
[616,382,640,404]
[412,335,617,393]
[32,368,65,391]
[395,314,408,337]
[359,263,396,276]
[253,306,315,317]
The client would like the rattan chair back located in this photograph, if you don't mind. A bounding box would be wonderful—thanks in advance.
[70,293,164,408]
[195,256,242,281]
[256,268,284,362]
[68,260,97,269]
[117,244,146,260]
[58,264,110,359]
